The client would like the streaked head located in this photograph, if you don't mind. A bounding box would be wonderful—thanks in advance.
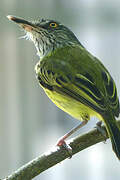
[7,15,80,59]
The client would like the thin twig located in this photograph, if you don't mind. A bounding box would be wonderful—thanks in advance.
[3,121,120,180]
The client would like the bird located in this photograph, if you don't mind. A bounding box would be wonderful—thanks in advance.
[7,15,120,159]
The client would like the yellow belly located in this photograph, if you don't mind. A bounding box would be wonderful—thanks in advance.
[44,88,103,121]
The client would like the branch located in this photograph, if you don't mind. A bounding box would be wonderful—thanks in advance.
[3,121,120,180]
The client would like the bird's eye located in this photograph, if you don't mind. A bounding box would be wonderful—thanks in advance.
[49,22,58,28]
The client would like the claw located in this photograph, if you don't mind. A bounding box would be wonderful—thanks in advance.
[95,121,107,142]
[57,139,72,158]
[56,121,88,158]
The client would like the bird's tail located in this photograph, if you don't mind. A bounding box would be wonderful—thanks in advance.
[103,112,120,160]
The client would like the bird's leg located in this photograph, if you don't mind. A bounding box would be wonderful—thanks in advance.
[96,121,107,142]
[57,120,88,156]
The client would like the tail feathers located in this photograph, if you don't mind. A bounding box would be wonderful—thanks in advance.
[103,113,120,160]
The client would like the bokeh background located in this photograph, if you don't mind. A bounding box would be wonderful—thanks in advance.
[0,0,120,179]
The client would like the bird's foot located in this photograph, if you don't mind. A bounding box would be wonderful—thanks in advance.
[57,138,72,158]
[95,121,107,143]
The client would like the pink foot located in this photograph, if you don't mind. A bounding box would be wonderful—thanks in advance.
[57,138,72,158]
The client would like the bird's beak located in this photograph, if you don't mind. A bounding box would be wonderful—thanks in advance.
[7,15,35,32]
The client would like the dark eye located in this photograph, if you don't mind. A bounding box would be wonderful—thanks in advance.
[49,22,58,28]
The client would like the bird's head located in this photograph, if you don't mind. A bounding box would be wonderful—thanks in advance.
[7,15,81,59]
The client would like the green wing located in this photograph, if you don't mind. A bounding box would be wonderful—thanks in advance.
[35,47,119,117]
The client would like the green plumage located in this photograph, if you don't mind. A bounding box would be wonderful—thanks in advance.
[8,15,120,160]
[35,45,120,159]
[35,45,119,116]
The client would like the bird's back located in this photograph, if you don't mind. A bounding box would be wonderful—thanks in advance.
[36,45,119,119]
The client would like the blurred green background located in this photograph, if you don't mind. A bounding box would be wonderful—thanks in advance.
[0,0,120,179]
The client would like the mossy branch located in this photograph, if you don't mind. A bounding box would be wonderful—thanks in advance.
[3,121,120,180]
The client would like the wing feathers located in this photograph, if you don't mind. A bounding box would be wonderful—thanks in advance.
[36,61,119,117]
